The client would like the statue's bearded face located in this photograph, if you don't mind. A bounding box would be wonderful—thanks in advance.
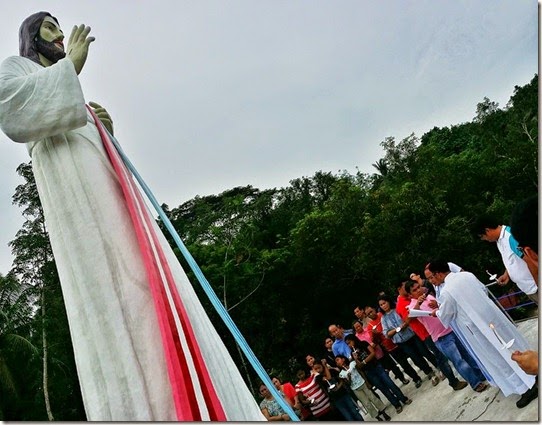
[36,16,65,64]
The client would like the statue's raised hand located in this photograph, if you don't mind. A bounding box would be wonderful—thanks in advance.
[67,24,95,75]
[89,102,114,135]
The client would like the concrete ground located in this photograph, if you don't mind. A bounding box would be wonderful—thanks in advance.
[362,317,539,422]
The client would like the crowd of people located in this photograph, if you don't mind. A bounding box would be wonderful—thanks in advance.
[257,196,538,421]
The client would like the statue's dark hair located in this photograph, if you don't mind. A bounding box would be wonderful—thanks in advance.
[19,11,59,64]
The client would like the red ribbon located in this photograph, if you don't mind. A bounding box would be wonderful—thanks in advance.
[88,107,226,421]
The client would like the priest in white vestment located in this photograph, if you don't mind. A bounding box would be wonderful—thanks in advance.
[0,11,264,421]
[424,260,537,408]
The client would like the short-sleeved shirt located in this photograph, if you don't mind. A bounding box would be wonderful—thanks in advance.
[318,369,349,401]
[367,312,398,352]
[408,294,453,342]
[260,397,285,417]
[396,295,430,340]
[339,360,366,390]
[381,309,416,344]
[295,375,331,418]
[497,226,537,295]
[332,330,353,358]
[355,328,384,359]
[281,382,297,405]
[353,339,378,369]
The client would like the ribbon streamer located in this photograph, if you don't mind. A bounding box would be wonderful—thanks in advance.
[88,106,299,421]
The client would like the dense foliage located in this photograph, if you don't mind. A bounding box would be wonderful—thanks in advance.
[1,75,537,419]
[1,163,84,419]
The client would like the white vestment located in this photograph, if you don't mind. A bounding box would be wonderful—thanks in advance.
[0,56,264,421]
[436,271,535,397]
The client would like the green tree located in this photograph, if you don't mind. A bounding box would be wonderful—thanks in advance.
[5,75,537,407]
[0,273,37,419]
[474,96,499,123]
[9,162,85,420]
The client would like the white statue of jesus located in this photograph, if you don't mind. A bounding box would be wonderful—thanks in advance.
[0,11,264,421]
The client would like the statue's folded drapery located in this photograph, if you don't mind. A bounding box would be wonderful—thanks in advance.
[0,55,264,421]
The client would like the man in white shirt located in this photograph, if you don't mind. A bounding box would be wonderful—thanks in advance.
[473,216,538,304]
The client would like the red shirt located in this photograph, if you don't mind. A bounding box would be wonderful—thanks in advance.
[282,382,297,406]
[396,295,430,340]
[367,312,398,352]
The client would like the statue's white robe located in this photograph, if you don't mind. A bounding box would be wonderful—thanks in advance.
[0,56,264,421]
[436,271,535,397]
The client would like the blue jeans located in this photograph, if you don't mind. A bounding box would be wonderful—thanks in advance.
[434,331,486,389]
[398,336,433,376]
[332,394,364,421]
[365,364,408,408]
[423,336,459,387]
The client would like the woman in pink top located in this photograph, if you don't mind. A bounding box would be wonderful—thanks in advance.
[353,320,385,359]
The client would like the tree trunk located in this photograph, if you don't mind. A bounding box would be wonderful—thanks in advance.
[41,286,54,421]
[235,342,255,395]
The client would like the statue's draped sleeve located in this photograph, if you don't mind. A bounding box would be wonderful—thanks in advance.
[0,56,87,143]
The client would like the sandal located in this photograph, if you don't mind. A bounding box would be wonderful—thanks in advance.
[395,406,403,414]
[474,382,489,393]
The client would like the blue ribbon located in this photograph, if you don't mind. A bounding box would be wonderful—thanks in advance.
[107,131,299,421]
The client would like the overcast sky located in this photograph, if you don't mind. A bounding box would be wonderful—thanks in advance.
[0,0,537,273]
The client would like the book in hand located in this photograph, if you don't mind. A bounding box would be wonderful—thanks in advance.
[408,309,432,318]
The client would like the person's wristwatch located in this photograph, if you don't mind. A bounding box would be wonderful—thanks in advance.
[395,326,402,333]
